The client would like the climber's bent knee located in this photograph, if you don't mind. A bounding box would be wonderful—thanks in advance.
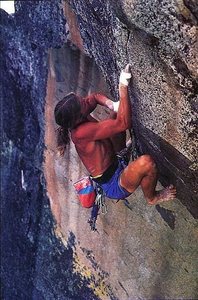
[119,155,157,193]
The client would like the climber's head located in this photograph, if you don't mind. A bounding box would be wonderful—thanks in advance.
[54,92,82,130]
[54,92,83,156]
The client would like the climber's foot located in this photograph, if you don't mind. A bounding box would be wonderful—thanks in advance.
[147,185,176,205]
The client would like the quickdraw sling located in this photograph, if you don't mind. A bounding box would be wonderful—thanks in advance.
[88,183,107,231]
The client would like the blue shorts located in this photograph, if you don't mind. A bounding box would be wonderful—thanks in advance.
[99,160,131,200]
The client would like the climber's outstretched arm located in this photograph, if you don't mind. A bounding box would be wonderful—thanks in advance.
[73,64,132,141]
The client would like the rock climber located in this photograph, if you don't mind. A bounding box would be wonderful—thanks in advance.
[54,64,176,205]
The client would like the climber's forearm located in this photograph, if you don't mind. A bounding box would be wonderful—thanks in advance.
[117,84,132,129]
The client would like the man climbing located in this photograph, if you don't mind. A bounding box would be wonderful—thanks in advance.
[54,64,176,205]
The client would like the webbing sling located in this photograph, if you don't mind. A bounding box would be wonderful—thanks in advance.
[88,184,107,231]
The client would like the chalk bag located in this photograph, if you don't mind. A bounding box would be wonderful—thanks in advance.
[74,176,96,208]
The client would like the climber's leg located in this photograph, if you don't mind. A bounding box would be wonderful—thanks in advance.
[120,154,176,205]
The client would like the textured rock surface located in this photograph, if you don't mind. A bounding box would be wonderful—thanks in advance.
[1,0,198,299]
[1,1,99,299]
